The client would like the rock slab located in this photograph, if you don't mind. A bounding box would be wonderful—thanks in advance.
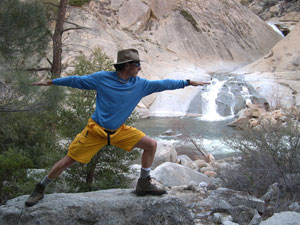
[152,162,211,187]
[0,189,193,225]
[260,211,300,225]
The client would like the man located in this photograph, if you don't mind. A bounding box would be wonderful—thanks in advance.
[25,49,210,207]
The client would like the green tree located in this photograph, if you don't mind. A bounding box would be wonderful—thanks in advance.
[0,149,34,204]
[0,0,59,112]
[57,48,139,192]
[0,0,64,204]
[0,0,50,63]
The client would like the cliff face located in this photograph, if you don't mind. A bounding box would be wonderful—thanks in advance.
[235,21,300,108]
[60,0,283,115]
[63,0,281,74]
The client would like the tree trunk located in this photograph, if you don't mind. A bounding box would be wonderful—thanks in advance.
[51,0,68,78]
[86,162,96,188]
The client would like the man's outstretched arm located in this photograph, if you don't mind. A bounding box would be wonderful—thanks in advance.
[142,79,211,96]
[31,75,98,90]
[188,80,211,86]
[32,79,53,86]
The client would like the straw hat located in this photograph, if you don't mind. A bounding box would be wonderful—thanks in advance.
[114,49,141,65]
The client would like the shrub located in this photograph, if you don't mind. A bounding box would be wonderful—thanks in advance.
[0,149,34,204]
[263,0,279,9]
[220,111,300,210]
[177,8,201,32]
[0,110,64,168]
[240,0,254,6]
[69,0,90,7]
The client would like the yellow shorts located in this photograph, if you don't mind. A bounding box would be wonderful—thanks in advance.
[68,118,145,164]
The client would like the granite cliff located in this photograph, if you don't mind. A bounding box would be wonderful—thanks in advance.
[234,21,300,108]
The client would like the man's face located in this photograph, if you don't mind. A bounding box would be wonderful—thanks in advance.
[127,61,141,77]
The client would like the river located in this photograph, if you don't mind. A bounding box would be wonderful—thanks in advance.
[134,116,238,160]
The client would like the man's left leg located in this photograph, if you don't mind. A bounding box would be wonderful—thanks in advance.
[134,136,166,196]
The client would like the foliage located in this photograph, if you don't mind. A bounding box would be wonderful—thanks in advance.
[0,72,62,112]
[0,0,64,205]
[220,112,300,210]
[0,0,50,64]
[0,149,34,204]
[40,0,60,21]
[240,0,254,6]
[0,107,65,204]
[57,48,139,192]
[0,110,64,168]
[0,0,58,113]
[69,0,90,7]
[263,0,279,9]
[177,8,201,32]
[65,146,138,192]
[171,119,209,161]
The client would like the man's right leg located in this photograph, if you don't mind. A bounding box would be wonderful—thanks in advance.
[25,155,75,207]
[48,155,76,179]
[25,118,107,207]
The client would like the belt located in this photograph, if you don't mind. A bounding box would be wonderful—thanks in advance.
[104,129,116,146]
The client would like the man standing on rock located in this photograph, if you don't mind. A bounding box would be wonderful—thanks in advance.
[25,48,210,207]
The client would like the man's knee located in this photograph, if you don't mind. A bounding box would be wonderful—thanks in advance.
[135,136,157,151]
[148,138,157,153]
[57,155,75,168]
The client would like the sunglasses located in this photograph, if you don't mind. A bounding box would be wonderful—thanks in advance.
[129,61,141,67]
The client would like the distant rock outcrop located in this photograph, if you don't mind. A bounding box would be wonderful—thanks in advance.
[235,21,300,108]
[0,189,193,225]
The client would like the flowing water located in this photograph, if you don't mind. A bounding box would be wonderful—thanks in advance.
[134,78,247,159]
[134,116,238,159]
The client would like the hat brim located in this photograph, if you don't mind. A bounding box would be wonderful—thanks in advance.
[113,59,143,66]
[113,59,135,66]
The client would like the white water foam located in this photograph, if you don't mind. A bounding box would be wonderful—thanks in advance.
[267,22,284,37]
[201,79,229,121]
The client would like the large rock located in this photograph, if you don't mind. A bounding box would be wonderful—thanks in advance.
[151,162,211,187]
[118,0,151,32]
[200,188,265,213]
[260,211,300,225]
[200,188,265,224]
[0,189,193,225]
[152,141,177,168]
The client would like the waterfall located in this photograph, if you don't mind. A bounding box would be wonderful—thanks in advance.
[267,22,284,37]
[200,76,261,121]
[201,79,227,121]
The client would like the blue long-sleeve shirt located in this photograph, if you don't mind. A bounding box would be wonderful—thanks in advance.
[53,71,188,130]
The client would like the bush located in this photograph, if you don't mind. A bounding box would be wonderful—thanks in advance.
[221,112,300,208]
[240,0,254,6]
[0,149,34,204]
[69,0,90,7]
[0,110,64,168]
[177,8,201,32]
[263,0,279,9]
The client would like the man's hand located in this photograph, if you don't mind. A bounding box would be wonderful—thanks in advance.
[31,79,53,86]
[189,80,210,86]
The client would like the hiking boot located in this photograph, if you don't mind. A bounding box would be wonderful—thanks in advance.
[135,176,167,196]
[25,183,45,207]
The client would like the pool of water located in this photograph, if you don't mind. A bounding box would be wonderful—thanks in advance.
[133,117,238,159]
